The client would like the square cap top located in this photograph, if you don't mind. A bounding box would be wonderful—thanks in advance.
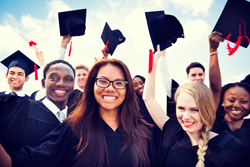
[145,10,184,51]
[1,50,40,76]
[58,9,87,36]
[101,22,126,56]
[213,0,250,48]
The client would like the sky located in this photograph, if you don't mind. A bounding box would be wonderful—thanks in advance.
[0,0,250,108]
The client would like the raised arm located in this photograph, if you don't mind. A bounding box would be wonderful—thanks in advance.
[0,144,12,167]
[143,45,169,130]
[57,34,72,60]
[208,31,224,108]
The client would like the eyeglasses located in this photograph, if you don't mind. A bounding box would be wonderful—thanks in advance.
[95,78,128,90]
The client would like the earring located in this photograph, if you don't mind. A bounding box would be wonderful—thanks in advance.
[222,104,224,106]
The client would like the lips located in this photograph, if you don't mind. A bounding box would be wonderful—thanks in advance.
[232,110,242,115]
[182,121,194,127]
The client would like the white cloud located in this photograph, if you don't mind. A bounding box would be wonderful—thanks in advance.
[170,0,214,16]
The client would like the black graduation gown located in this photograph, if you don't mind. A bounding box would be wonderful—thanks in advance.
[166,79,179,118]
[212,111,250,149]
[0,95,60,153]
[10,119,157,167]
[0,91,30,99]
[137,93,162,150]
[159,118,250,167]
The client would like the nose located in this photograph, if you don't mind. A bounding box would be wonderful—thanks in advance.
[233,100,241,108]
[56,79,66,87]
[104,82,115,91]
[183,110,191,120]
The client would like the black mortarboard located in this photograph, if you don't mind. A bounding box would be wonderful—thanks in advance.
[58,9,87,36]
[213,0,250,48]
[101,22,126,56]
[145,11,184,51]
[1,50,40,77]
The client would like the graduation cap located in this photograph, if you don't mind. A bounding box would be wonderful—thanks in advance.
[58,9,87,36]
[101,22,126,56]
[213,0,250,49]
[1,50,40,79]
[145,11,184,51]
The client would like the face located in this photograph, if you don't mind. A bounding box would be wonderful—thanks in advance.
[133,77,144,95]
[187,67,205,82]
[42,63,74,109]
[94,64,126,114]
[176,92,204,136]
[223,86,250,121]
[6,66,29,92]
[75,68,88,90]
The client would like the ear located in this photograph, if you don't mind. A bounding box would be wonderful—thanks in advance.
[42,79,45,88]
[5,73,8,78]
[187,75,189,80]
[25,76,29,82]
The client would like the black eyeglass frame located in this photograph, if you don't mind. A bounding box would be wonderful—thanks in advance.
[95,78,128,90]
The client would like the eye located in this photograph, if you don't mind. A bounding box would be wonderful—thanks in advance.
[50,75,58,81]
[228,99,235,103]
[241,100,249,104]
[192,109,199,112]
[65,77,74,82]
[98,79,108,85]
[177,106,185,110]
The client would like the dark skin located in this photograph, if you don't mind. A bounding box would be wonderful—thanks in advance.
[209,31,224,108]
[42,63,74,110]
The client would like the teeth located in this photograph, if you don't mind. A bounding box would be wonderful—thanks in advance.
[139,89,143,93]
[184,122,193,125]
[232,111,241,114]
[103,96,116,100]
[55,90,66,94]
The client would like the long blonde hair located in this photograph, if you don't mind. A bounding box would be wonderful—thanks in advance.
[174,81,216,167]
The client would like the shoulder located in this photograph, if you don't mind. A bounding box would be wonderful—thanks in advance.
[207,130,250,166]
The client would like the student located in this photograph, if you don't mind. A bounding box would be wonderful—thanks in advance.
[0,50,40,98]
[212,82,250,148]
[143,45,250,166]
[0,59,74,153]
[67,64,89,114]
[0,59,156,167]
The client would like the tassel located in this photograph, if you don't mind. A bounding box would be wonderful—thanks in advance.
[148,49,153,73]
[102,40,110,59]
[34,63,38,80]
[226,36,242,56]
[225,20,250,56]
[29,40,37,47]
[68,41,72,57]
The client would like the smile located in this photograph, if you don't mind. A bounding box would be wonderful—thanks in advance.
[54,90,67,96]
[103,96,117,100]
[182,121,195,127]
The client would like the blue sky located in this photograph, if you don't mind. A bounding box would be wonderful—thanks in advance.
[0,0,250,102]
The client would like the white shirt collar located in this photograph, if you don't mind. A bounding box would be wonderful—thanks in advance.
[5,89,26,97]
[42,98,68,123]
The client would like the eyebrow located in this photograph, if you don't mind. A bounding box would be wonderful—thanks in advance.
[97,76,125,80]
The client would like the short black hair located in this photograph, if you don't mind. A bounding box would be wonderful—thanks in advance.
[133,75,145,83]
[186,62,205,75]
[43,60,75,79]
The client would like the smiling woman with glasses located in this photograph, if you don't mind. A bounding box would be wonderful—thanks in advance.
[95,78,128,89]
[0,59,157,167]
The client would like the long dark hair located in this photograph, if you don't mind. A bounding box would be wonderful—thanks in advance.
[67,59,151,167]
[219,82,250,116]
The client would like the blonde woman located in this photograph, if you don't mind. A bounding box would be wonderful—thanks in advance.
[143,45,250,167]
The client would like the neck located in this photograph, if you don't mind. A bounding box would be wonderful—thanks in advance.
[224,114,244,131]
[99,108,119,131]
[186,131,201,146]
[10,87,22,92]
[54,101,67,111]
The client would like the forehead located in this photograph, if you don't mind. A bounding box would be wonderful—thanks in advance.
[225,86,250,98]
[176,92,197,108]
[47,63,74,77]
[189,67,204,74]
[133,77,143,84]
[97,64,125,79]
[76,68,88,74]
[8,66,25,73]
